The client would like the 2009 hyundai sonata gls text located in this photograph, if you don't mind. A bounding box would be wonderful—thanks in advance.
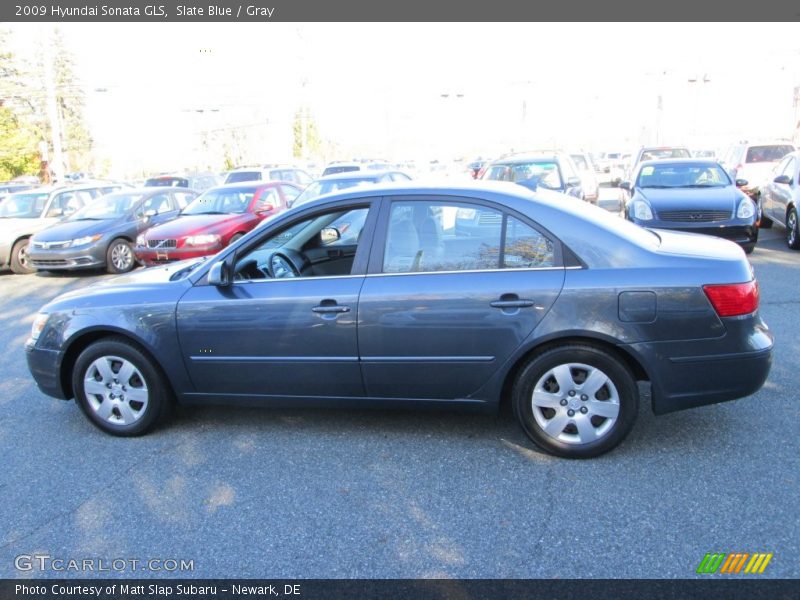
[25,182,773,458]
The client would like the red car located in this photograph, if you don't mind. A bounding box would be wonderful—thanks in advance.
[134,182,301,266]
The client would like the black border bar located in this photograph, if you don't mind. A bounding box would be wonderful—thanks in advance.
[3,0,800,22]
[2,579,800,600]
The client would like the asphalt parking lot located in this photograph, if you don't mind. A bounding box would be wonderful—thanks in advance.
[0,221,797,579]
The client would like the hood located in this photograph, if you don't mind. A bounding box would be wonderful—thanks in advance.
[0,217,56,238]
[44,259,199,311]
[638,186,742,212]
[143,213,249,239]
[33,217,126,242]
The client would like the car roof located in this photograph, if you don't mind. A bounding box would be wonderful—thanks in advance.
[491,152,564,164]
[208,181,283,192]
[637,158,721,166]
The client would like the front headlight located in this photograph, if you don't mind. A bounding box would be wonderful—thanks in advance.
[184,234,220,246]
[737,198,755,219]
[633,200,654,221]
[71,234,102,247]
[30,313,49,341]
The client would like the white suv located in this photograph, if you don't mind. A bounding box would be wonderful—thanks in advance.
[720,141,796,200]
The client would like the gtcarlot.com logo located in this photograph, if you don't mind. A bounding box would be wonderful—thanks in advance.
[15,554,194,573]
[696,552,773,574]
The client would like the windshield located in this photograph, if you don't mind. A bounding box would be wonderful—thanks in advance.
[69,192,145,220]
[182,188,255,215]
[145,177,188,187]
[637,163,731,188]
[745,145,794,163]
[0,192,49,218]
[293,178,376,207]
[484,162,563,190]
[639,148,691,161]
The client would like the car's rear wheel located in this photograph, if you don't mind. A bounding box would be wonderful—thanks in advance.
[787,207,800,250]
[10,238,35,274]
[106,238,135,274]
[512,344,638,458]
[72,338,172,436]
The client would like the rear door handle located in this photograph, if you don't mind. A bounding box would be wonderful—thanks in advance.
[490,299,535,309]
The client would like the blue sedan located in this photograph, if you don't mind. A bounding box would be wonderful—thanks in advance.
[620,159,759,253]
[25,182,772,458]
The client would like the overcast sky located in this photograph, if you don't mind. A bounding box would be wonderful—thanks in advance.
[7,23,800,175]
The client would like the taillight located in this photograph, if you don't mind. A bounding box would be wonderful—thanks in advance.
[703,281,759,317]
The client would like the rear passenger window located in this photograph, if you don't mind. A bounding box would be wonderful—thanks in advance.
[383,201,557,274]
[504,217,555,269]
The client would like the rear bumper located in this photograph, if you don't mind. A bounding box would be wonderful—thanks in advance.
[625,318,773,414]
[25,342,68,400]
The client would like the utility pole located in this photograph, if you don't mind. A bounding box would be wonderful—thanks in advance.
[43,27,65,183]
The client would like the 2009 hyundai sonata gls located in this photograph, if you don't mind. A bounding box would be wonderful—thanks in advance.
[25,182,773,458]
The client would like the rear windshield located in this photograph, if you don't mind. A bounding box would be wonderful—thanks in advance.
[322,165,360,176]
[745,145,794,163]
[225,171,262,184]
[639,148,691,161]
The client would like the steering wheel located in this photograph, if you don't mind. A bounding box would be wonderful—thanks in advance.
[269,252,300,278]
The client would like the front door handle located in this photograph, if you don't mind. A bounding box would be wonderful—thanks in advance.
[312,299,351,314]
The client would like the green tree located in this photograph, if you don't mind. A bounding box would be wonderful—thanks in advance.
[293,107,322,159]
[0,106,39,180]
[0,28,41,179]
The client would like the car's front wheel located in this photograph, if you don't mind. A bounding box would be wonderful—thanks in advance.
[10,238,35,274]
[106,238,135,273]
[72,337,172,436]
[787,207,800,250]
[512,344,639,458]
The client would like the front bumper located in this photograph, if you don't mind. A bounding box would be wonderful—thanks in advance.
[28,243,106,270]
[0,239,10,267]
[633,219,758,247]
[134,245,220,266]
[25,342,68,400]
[626,316,773,414]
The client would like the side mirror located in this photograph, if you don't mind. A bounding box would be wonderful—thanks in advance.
[773,175,791,185]
[256,204,275,215]
[320,227,341,244]
[207,255,234,287]
[619,181,632,192]
[566,176,581,188]
[735,178,749,187]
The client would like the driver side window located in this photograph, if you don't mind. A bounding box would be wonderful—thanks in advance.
[233,206,371,281]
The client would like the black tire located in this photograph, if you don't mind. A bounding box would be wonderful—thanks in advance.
[787,207,800,250]
[228,233,244,246]
[72,337,172,436]
[512,344,639,458]
[743,244,755,255]
[9,238,35,274]
[759,215,773,229]
[106,238,135,274]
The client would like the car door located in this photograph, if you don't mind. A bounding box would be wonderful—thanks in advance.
[357,196,565,400]
[768,156,796,224]
[175,199,379,400]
